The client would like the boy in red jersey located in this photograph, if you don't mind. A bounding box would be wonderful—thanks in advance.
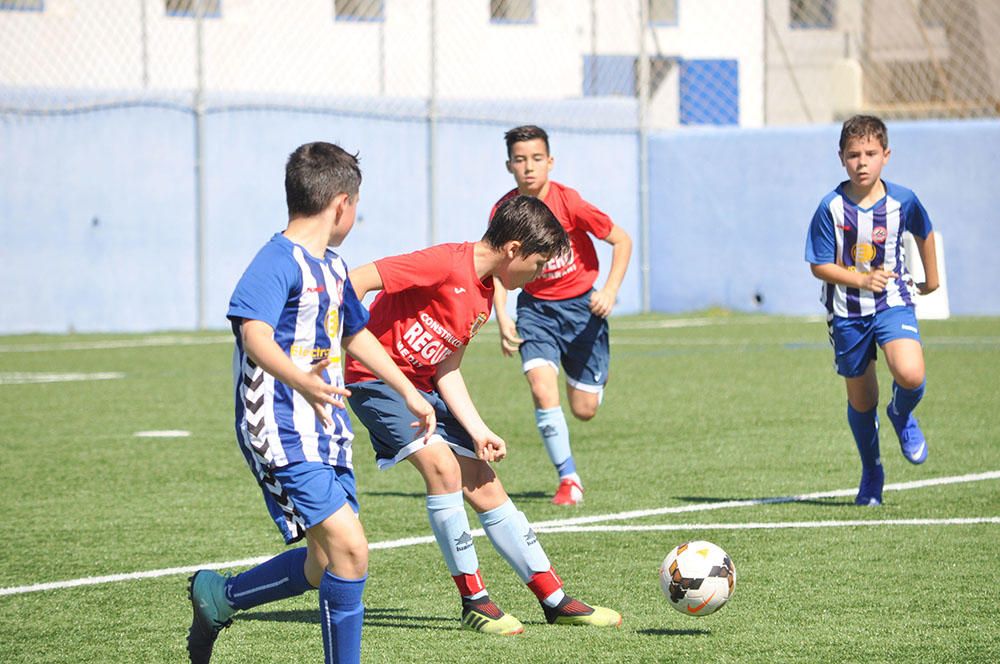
[344,196,622,634]
[491,125,633,506]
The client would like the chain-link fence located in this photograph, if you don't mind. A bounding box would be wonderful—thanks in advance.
[2,1,998,127]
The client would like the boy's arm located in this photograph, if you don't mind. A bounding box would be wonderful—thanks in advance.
[492,277,522,357]
[433,348,506,462]
[348,262,383,300]
[809,263,897,293]
[241,319,350,427]
[342,328,436,439]
[590,224,633,318]
[912,231,940,295]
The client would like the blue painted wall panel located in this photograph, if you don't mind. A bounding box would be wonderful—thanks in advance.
[0,107,195,333]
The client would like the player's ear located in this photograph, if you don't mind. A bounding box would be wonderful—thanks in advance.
[837,150,845,166]
[504,240,522,258]
[505,160,514,174]
[883,147,891,162]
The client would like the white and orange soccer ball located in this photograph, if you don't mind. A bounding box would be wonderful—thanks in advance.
[659,540,736,616]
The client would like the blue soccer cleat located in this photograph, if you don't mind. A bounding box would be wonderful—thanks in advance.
[855,465,884,506]
[887,403,928,465]
[187,570,236,663]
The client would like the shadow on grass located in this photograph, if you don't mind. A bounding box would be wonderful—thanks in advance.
[239,607,456,631]
[638,627,710,636]
[673,495,854,507]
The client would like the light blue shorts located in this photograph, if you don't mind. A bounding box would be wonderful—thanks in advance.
[828,306,922,378]
[346,380,478,469]
[515,289,610,392]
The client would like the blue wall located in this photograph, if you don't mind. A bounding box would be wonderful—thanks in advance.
[649,119,1000,316]
[1,105,998,334]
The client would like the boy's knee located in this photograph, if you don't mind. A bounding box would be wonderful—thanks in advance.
[570,403,598,421]
[895,370,925,391]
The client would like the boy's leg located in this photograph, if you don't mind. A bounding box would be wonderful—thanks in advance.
[882,336,928,464]
[517,293,583,504]
[408,444,523,635]
[306,504,368,664]
[527,365,583,505]
[846,364,883,506]
[459,456,621,628]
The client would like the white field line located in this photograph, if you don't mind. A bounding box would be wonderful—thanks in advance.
[0,335,231,353]
[1,470,997,598]
[537,517,1000,535]
[610,336,1000,347]
[0,372,124,385]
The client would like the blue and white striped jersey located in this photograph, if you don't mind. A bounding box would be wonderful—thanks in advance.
[227,233,369,471]
[805,180,933,318]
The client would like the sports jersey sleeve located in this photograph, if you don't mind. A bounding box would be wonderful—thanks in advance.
[374,245,453,294]
[903,194,933,239]
[568,188,614,240]
[341,276,369,337]
[228,245,301,329]
[805,202,836,265]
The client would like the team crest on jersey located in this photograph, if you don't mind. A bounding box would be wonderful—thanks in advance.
[325,309,340,340]
[872,227,887,244]
[469,312,488,339]
[851,243,876,263]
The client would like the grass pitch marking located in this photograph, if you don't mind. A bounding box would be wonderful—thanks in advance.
[0,335,230,353]
[134,430,191,438]
[0,372,124,385]
[1,470,997,598]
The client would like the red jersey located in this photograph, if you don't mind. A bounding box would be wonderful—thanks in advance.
[490,181,613,300]
[344,243,493,392]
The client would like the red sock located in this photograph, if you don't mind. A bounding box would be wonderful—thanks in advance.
[527,567,563,601]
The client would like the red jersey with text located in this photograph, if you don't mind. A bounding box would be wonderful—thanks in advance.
[491,181,613,300]
[344,243,493,392]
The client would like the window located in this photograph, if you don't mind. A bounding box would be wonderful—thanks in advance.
[583,55,674,98]
[335,0,383,22]
[648,0,677,26]
[0,0,43,11]
[166,0,221,18]
[490,0,533,24]
[789,0,835,29]
[680,59,739,125]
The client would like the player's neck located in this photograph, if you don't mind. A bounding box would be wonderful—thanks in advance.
[284,216,333,259]
[844,179,885,208]
[472,240,502,282]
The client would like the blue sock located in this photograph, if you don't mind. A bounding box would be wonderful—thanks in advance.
[847,403,881,470]
[478,499,552,584]
[890,380,926,421]
[319,571,365,664]
[426,491,480,578]
[225,547,313,611]
[536,407,575,478]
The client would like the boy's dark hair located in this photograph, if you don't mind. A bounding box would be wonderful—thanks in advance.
[504,125,550,158]
[483,196,569,259]
[839,115,888,151]
[285,142,362,218]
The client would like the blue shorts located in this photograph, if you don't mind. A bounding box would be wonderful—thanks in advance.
[828,306,922,378]
[259,461,358,544]
[515,289,610,392]
[346,380,478,469]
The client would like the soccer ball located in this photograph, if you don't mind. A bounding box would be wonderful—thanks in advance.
[659,540,735,616]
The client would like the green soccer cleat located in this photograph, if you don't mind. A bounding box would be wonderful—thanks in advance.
[460,596,525,635]
[187,570,236,663]
[542,596,622,627]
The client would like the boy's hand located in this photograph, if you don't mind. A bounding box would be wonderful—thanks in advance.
[472,429,507,463]
[293,359,351,428]
[497,318,523,357]
[860,269,897,294]
[405,392,437,442]
[915,281,938,295]
[589,288,616,318]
